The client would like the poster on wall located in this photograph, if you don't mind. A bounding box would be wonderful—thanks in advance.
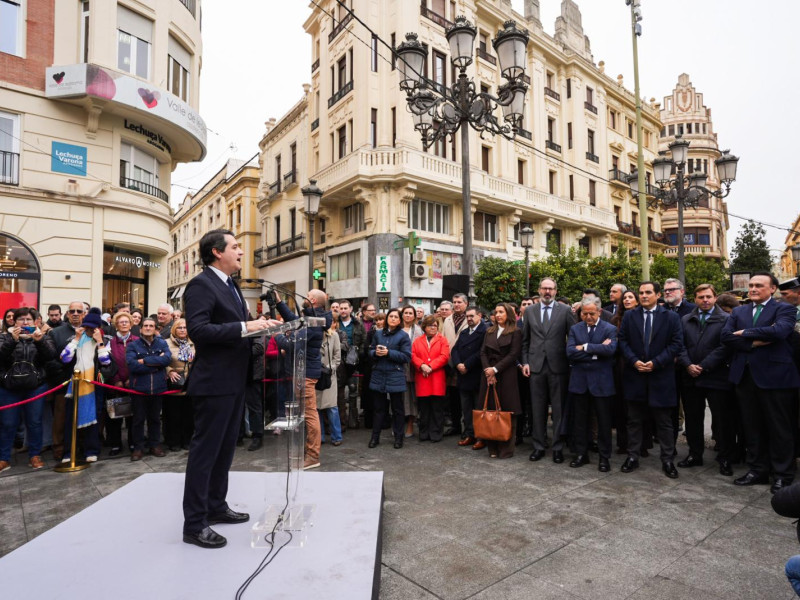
[431,252,443,279]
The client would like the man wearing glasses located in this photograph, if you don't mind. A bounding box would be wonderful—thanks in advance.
[45,301,86,461]
[663,278,696,317]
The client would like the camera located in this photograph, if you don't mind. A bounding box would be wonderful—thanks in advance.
[259,288,279,308]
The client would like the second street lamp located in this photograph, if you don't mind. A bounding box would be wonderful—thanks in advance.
[520,226,534,297]
[627,135,739,284]
[302,179,323,290]
[397,18,529,300]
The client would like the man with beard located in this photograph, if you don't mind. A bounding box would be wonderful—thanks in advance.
[442,294,469,437]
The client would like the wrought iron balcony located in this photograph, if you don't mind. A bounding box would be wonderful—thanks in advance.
[328,80,353,108]
[0,150,19,186]
[585,152,599,163]
[311,58,320,72]
[516,127,532,141]
[546,140,561,153]
[267,234,307,260]
[268,180,281,199]
[329,12,353,42]
[476,48,496,66]
[283,169,297,188]
[119,176,168,202]
[544,87,560,101]
[584,102,598,114]
[420,4,453,29]
[609,167,630,182]
[649,230,669,244]
[311,118,319,131]
[617,220,633,235]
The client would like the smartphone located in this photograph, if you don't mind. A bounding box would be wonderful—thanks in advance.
[21,326,36,334]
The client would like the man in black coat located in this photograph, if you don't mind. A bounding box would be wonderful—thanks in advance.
[451,306,487,447]
[676,284,735,475]
[182,229,276,549]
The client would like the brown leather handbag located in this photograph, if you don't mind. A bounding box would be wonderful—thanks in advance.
[473,385,512,442]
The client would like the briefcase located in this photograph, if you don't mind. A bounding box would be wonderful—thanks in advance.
[472,385,512,442]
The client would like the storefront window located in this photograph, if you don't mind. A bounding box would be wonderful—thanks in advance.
[103,246,153,314]
[0,233,40,315]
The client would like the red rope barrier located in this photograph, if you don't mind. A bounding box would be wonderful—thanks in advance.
[88,380,182,396]
[0,381,69,411]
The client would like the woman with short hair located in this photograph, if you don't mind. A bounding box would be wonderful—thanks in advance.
[164,319,195,451]
[411,316,450,442]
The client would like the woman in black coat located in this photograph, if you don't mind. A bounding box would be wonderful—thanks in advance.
[477,303,522,459]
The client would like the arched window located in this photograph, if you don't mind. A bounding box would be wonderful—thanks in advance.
[0,233,41,314]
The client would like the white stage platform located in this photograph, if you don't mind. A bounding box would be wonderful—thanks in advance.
[0,471,385,599]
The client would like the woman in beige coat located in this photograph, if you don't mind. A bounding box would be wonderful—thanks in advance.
[316,326,343,445]
[164,319,195,451]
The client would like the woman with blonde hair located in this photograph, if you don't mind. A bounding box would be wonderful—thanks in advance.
[164,318,195,451]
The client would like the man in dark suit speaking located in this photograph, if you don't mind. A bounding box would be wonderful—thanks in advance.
[182,229,276,549]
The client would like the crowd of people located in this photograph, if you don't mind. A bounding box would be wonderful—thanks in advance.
[1,272,799,494]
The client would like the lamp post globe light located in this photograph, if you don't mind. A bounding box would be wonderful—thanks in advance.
[626,135,739,284]
[396,18,529,300]
[519,225,534,297]
[302,179,323,290]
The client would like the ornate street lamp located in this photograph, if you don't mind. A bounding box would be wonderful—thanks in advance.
[520,226,534,297]
[397,17,529,300]
[627,135,739,283]
[302,179,323,290]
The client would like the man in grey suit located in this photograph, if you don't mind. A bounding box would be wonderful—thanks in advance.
[522,277,577,463]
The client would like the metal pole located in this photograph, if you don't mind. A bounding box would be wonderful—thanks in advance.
[459,82,474,301]
[54,369,89,473]
[524,246,530,298]
[308,216,315,291]
[676,167,686,283]
[630,2,649,280]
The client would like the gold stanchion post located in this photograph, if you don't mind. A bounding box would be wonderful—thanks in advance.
[54,369,90,473]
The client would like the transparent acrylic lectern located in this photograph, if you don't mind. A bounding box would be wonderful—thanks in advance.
[244,316,326,548]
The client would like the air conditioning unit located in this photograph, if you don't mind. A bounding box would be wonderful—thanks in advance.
[411,262,427,279]
[411,249,426,263]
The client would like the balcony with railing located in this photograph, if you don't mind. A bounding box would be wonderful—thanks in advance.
[268,180,281,199]
[178,0,196,17]
[328,80,353,108]
[663,245,716,256]
[476,48,496,65]
[609,168,630,183]
[649,230,669,244]
[329,12,353,42]
[516,127,532,141]
[585,152,599,163]
[544,87,560,101]
[617,220,633,235]
[0,150,19,186]
[546,140,561,153]
[584,101,598,114]
[420,3,453,29]
[311,118,319,131]
[283,169,297,188]
[120,176,168,202]
[311,58,320,72]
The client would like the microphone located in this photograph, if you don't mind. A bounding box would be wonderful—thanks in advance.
[242,279,309,316]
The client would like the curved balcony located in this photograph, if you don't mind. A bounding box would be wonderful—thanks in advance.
[120,176,169,203]
[45,64,207,161]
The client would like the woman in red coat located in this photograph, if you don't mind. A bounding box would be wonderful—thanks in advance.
[411,315,451,442]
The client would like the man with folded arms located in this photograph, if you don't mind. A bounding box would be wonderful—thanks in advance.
[722,272,800,493]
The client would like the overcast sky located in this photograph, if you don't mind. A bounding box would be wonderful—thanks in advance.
[172,0,800,256]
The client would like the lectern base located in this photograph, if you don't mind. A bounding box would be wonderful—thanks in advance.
[251,503,316,548]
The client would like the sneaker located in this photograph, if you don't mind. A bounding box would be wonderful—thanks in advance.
[86,455,98,463]
[29,456,44,469]
[61,457,71,463]
[0,460,10,473]
[303,459,320,471]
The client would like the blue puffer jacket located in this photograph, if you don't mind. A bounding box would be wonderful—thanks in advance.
[275,302,332,380]
[126,336,171,394]
[368,327,411,394]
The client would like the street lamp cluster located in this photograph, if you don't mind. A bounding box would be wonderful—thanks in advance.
[397,17,530,298]
[626,135,739,283]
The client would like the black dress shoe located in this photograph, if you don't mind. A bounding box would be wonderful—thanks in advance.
[620,457,639,473]
[662,461,679,479]
[368,438,379,448]
[734,471,769,486]
[552,450,564,464]
[771,479,794,494]
[247,437,263,452]
[183,527,227,549]
[529,449,545,462]
[208,508,250,525]
[677,455,703,468]
[718,459,733,476]
[393,438,403,449]
[569,454,590,468]
[598,457,610,472]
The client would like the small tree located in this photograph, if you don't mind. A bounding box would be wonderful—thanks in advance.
[474,256,524,310]
[730,221,773,274]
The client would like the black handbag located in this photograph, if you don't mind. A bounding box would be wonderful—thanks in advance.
[167,373,186,391]
[106,396,133,419]
[344,345,359,367]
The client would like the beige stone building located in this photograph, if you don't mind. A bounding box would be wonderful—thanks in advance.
[779,213,800,280]
[168,158,263,313]
[0,0,204,316]
[658,73,729,262]
[257,0,664,310]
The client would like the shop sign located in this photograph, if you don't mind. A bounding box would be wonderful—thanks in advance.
[115,254,161,270]
[51,141,87,176]
[124,120,172,154]
[0,272,19,278]
[376,255,391,293]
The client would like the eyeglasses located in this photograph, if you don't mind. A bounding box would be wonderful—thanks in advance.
[663,288,681,293]
[68,309,84,314]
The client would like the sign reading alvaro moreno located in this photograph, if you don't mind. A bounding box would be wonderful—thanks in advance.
[115,254,161,270]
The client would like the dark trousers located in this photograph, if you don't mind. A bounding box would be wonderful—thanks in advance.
[163,395,194,448]
[627,401,675,462]
[64,396,101,458]
[183,392,245,534]
[516,370,532,439]
[487,415,517,459]
[132,394,162,451]
[682,386,736,461]
[445,384,461,434]
[573,393,613,459]
[530,362,568,452]
[418,396,445,441]
[459,388,479,439]
[244,382,264,438]
[371,391,404,441]
[104,412,132,450]
[736,368,798,479]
